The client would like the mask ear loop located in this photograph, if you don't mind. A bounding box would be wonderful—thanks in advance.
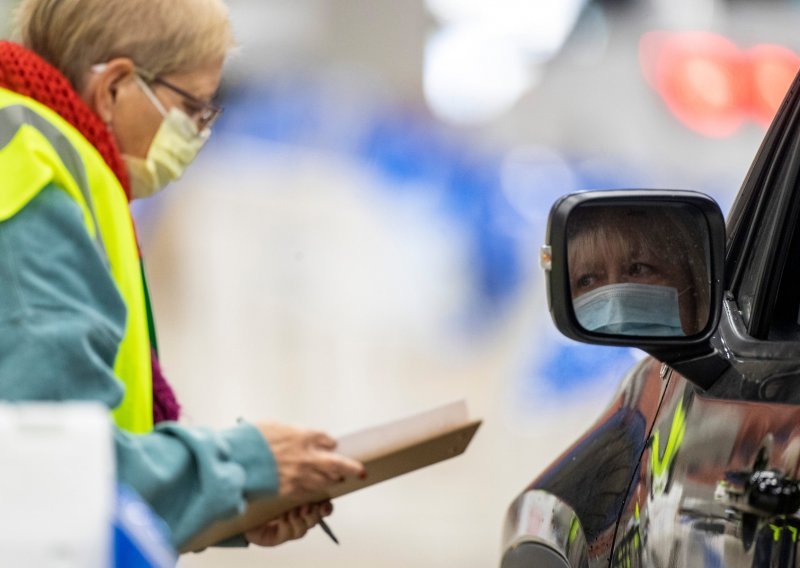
[132,74,168,118]
[91,63,166,128]
[133,74,210,140]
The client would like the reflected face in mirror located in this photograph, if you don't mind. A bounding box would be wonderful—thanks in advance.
[567,205,710,337]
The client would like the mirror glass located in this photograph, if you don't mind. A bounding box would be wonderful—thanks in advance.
[566,202,711,338]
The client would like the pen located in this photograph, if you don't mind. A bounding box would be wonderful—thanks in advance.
[318,519,339,545]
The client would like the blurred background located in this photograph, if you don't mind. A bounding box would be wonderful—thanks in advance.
[3,0,800,566]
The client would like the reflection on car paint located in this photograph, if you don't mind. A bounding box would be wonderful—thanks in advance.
[503,358,800,566]
[502,358,666,567]
[649,398,686,498]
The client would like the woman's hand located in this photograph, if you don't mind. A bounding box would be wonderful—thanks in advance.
[245,502,333,547]
[257,421,365,497]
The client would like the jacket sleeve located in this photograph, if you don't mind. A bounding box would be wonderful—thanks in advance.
[0,183,279,549]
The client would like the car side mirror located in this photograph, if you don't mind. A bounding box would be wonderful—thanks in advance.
[543,190,726,362]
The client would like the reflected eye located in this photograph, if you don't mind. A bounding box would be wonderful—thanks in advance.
[628,262,656,278]
[575,273,597,290]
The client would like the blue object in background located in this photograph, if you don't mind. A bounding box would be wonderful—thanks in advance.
[536,342,638,395]
[215,78,670,322]
[217,80,541,319]
[114,484,176,568]
[214,76,739,399]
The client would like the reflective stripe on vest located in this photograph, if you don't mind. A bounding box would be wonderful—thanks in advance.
[0,104,108,260]
[0,87,153,433]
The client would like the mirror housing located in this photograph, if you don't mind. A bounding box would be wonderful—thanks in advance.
[545,189,726,369]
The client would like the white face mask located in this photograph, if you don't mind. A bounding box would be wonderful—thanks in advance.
[124,75,210,199]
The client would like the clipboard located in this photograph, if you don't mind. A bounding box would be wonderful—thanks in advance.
[181,401,482,552]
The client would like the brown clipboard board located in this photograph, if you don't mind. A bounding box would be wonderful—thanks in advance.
[181,418,482,552]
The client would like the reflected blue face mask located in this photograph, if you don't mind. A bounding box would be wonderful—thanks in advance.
[573,283,685,337]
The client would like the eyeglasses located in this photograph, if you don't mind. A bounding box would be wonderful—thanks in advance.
[135,68,223,131]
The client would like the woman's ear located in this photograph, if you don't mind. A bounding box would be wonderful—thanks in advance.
[81,58,136,124]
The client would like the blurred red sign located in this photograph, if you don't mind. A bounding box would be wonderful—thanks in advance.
[639,31,800,137]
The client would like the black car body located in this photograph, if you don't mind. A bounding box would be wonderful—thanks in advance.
[501,60,800,567]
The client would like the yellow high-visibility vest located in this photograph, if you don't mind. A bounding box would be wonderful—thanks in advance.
[0,86,153,433]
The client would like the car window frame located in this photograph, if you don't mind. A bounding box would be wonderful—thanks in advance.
[725,69,800,342]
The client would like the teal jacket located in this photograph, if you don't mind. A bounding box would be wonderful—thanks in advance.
[0,183,279,548]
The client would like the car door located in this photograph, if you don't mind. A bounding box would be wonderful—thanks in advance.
[609,67,800,567]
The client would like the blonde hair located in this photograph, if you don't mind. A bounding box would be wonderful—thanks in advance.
[13,0,234,90]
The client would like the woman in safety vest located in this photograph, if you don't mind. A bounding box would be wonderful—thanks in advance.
[0,0,365,551]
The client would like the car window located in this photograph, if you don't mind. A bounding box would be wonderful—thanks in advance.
[766,203,800,341]
[732,110,800,340]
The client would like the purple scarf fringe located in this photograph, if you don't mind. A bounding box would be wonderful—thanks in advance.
[151,348,181,424]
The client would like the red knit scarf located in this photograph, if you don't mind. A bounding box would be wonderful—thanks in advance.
[0,41,132,196]
[0,41,180,424]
